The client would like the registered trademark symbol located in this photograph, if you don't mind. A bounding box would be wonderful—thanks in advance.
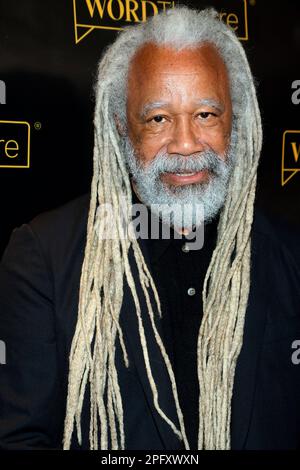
[34,122,42,130]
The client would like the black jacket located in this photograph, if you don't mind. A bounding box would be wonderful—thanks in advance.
[0,194,300,450]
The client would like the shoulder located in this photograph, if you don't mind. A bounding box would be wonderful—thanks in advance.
[10,193,91,272]
[29,193,90,240]
[252,207,300,264]
[251,207,300,312]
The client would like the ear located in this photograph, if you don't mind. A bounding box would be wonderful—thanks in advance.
[114,114,126,136]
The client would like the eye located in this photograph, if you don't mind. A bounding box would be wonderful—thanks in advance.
[150,115,166,123]
[198,112,216,120]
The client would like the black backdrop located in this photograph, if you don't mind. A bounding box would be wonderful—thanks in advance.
[0,0,299,257]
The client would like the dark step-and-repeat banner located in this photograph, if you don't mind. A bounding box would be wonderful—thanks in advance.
[0,0,299,256]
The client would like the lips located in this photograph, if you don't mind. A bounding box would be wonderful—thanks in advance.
[161,169,210,186]
[174,171,197,176]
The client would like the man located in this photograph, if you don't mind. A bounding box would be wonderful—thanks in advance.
[0,7,300,450]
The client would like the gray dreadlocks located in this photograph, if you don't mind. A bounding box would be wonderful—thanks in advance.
[63,6,262,450]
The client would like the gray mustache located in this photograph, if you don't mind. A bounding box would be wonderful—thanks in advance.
[144,150,225,175]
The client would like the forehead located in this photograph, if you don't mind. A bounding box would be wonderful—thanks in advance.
[127,42,231,105]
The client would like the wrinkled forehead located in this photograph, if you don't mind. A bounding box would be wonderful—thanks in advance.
[126,42,232,111]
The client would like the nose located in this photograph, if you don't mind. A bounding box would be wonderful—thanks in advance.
[167,117,205,156]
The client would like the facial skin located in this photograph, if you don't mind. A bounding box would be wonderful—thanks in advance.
[124,42,232,188]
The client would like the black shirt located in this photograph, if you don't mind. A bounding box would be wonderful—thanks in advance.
[131,186,218,449]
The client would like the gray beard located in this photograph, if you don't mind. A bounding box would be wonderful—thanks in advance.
[122,131,237,229]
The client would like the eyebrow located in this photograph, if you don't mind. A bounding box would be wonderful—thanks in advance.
[196,99,224,113]
[139,98,224,119]
[139,101,169,119]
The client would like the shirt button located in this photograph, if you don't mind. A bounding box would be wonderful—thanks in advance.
[181,243,190,253]
[187,287,196,296]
